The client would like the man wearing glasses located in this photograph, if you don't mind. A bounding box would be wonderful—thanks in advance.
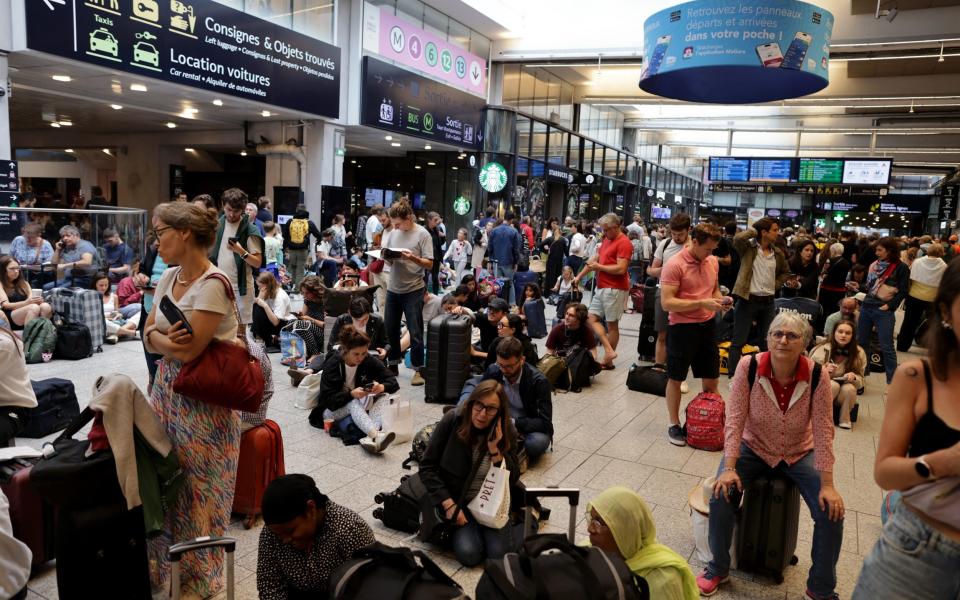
[480,337,553,463]
[47,225,97,289]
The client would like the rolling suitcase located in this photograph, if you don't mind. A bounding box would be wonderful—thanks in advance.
[523,299,547,338]
[47,287,106,352]
[17,378,79,438]
[169,537,237,600]
[233,420,285,529]
[424,314,472,404]
[736,475,800,584]
[636,326,656,363]
[0,457,55,566]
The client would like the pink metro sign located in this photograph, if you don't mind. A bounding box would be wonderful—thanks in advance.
[363,5,487,97]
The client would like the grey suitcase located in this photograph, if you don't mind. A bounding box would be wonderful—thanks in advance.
[425,313,472,404]
[169,536,236,600]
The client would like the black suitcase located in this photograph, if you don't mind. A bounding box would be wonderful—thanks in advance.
[424,314,472,404]
[169,537,236,600]
[54,321,93,360]
[736,475,800,584]
[636,325,657,363]
[16,378,80,438]
[329,542,466,600]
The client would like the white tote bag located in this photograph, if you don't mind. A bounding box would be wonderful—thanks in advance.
[294,373,322,410]
[467,461,511,529]
[380,396,413,443]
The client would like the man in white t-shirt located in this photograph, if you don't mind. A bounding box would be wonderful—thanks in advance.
[365,206,384,248]
[212,188,263,324]
[566,221,587,275]
[645,212,691,369]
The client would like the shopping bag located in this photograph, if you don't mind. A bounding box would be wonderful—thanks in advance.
[280,322,308,368]
[467,461,511,529]
[294,373,322,410]
[380,396,413,444]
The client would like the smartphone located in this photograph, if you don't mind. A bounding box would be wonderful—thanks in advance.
[756,42,783,67]
[363,383,375,391]
[644,35,671,77]
[158,295,193,335]
[227,237,240,245]
[781,32,812,70]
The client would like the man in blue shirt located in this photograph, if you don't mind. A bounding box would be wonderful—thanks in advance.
[47,225,97,289]
[101,227,135,284]
[487,212,521,306]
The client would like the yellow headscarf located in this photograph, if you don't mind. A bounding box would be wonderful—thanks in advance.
[588,486,699,600]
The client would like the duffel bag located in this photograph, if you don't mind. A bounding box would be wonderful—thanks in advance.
[330,542,467,600]
[54,321,93,360]
[626,364,668,397]
[17,378,80,438]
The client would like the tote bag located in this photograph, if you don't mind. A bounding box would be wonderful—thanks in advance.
[280,322,308,368]
[467,461,511,529]
[294,373,322,410]
[380,396,413,444]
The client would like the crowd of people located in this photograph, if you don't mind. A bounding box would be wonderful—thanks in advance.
[1,191,959,600]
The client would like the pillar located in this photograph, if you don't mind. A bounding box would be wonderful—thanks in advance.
[303,120,345,218]
[0,54,10,161]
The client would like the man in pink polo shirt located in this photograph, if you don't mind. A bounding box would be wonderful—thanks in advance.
[660,222,731,446]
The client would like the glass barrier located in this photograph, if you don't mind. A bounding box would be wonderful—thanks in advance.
[0,206,148,289]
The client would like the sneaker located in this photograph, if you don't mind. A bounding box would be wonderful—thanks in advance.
[287,368,309,388]
[359,437,376,454]
[680,381,690,394]
[410,371,425,386]
[374,431,396,452]
[105,334,119,345]
[838,421,852,430]
[696,571,730,596]
[667,424,687,446]
[805,589,840,600]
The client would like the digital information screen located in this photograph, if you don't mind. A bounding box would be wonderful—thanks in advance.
[364,188,384,207]
[749,159,794,182]
[843,160,892,185]
[708,157,750,182]
[798,159,843,184]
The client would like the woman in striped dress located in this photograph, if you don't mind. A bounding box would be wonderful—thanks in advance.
[142,202,243,599]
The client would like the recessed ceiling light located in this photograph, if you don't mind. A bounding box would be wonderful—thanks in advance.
[458,155,465,159]
[350,160,356,164]
[64,149,73,153]
[59,120,72,127]
[110,104,123,110]
[414,165,421,169]
[424,145,432,150]
[51,75,71,82]
[427,161,436,166]
[185,147,195,152]
[261,110,272,117]
[452,166,458,170]
[50,122,60,128]
[385,135,393,141]
[212,99,223,106]
[390,142,401,147]
[166,122,177,128]
[102,148,112,155]
[240,150,247,156]
[130,83,147,92]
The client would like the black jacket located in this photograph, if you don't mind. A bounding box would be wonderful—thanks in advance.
[418,409,522,511]
[325,313,390,355]
[309,353,399,424]
[483,335,539,371]
[481,363,553,437]
[283,209,323,251]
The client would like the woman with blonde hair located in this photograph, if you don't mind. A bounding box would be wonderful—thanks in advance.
[897,242,947,352]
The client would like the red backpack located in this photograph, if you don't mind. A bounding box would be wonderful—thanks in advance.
[684,392,725,451]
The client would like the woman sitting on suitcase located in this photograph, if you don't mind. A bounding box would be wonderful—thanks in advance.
[588,486,699,600]
[810,319,867,430]
[419,379,524,567]
[309,325,399,454]
[258,474,375,600]
[697,312,845,599]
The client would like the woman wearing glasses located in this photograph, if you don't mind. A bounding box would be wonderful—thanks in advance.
[483,313,538,370]
[418,379,523,567]
[696,312,845,599]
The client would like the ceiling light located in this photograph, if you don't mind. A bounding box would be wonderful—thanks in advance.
[50,122,60,128]
[212,99,223,106]
[240,150,247,156]
[452,166,458,170]
[391,142,401,147]
[414,165,421,169]
[51,75,71,82]
[427,161,436,166]
[166,122,177,128]
[350,160,356,164]
[385,135,393,141]
[185,148,195,152]
[59,120,72,127]
[110,104,123,110]
[130,83,147,92]
[261,110,272,117]
[424,144,431,150]
[64,149,73,153]
[102,148,112,155]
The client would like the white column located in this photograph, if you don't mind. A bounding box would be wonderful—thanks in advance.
[303,120,344,217]
[0,54,10,161]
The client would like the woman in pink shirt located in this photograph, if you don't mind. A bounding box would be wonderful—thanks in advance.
[696,311,845,600]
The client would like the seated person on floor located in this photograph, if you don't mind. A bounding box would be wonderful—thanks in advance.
[442,284,476,320]
[116,259,148,318]
[822,295,861,338]
[587,486,699,600]
[308,325,399,454]
[459,274,484,312]
[0,256,53,330]
[544,302,598,360]
[93,272,139,344]
[419,380,524,567]
[483,313,539,370]
[333,263,368,289]
[472,297,509,361]
[481,336,553,463]
[0,325,37,446]
[257,474,375,600]
[323,296,388,359]
[252,271,295,349]
[47,224,97,289]
[810,318,866,430]
[517,283,544,319]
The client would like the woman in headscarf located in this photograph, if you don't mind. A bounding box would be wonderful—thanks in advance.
[587,486,699,600]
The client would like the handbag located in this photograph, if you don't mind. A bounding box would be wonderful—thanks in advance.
[294,373,322,410]
[380,396,413,444]
[901,477,960,530]
[368,258,385,274]
[467,461,511,529]
[626,364,669,397]
[280,321,308,368]
[172,272,265,413]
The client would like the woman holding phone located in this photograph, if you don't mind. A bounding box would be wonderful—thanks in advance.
[141,202,242,599]
[418,379,523,567]
[0,256,52,330]
[811,319,867,429]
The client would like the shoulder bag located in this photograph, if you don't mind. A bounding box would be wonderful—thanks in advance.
[172,272,265,412]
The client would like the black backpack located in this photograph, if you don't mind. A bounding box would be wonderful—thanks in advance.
[54,320,93,360]
[329,542,467,600]
[402,421,438,470]
[372,473,453,546]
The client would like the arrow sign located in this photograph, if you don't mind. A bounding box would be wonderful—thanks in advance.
[42,0,65,9]
[386,77,394,87]
[374,74,382,84]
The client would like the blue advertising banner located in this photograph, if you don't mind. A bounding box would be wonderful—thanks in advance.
[24,0,341,118]
[639,0,833,103]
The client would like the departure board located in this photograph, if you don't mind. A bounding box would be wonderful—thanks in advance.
[798,158,843,184]
[708,157,750,182]
[843,160,892,185]
[749,159,794,182]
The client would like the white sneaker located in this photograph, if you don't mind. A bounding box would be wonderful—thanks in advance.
[838,421,852,430]
[359,436,377,454]
[374,431,396,453]
[680,381,690,394]
[105,334,119,345]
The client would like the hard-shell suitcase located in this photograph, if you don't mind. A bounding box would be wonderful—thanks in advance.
[47,287,106,351]
[736,475,800,584]
[0,457,55,566]
[169,537,237,600]
[232,420,285,528]
[424,314,472,404]
[17,378,79,438]
[524,298,547,338]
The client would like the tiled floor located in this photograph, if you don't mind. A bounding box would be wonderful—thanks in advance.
[17,303,895,600]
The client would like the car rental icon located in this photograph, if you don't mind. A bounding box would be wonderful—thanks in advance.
[133,41,159,66]
[89,28,119,57]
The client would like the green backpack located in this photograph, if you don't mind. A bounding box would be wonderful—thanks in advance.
[23,317,57,364]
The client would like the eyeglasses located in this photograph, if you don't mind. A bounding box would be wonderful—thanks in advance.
[770,330,803,342]
[587,515,608,530]
[472,403,499,416]
[497,322,511,330]
[152,225,172,238]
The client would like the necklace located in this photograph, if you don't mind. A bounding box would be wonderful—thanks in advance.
[176,267,202,285]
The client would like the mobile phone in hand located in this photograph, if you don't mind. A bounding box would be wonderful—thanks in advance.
[363,383,375,391]
[227,237,240,245]
[159,295,194,335]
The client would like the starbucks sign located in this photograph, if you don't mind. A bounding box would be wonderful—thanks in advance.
[478,162,508,193]
[453,196,471,216]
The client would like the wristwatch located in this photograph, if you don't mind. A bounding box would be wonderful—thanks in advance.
[914,455,936,480]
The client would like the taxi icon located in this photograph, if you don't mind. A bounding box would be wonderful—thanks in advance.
[89,28,119,57]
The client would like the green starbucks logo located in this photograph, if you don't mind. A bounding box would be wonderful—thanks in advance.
[453,196,471,215]
[478,162,508,193]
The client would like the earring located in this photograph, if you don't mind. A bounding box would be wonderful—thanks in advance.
[944,320,953,330]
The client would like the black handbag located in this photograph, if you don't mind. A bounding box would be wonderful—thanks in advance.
[54,321,93,360]
[626,364,669,397]
[329,542,465,600]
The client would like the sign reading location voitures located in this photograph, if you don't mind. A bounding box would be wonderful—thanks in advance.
[24,0,341,118]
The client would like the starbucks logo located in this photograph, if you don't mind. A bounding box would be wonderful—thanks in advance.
[478,162,508,193]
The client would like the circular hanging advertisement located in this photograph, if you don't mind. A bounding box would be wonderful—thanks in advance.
[453,196,471,215]
[478,162,508,193]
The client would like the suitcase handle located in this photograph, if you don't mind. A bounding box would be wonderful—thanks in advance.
[169,536,236,600]
[523,487,580,541]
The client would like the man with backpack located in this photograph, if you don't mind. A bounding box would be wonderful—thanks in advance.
[283,204,323,288]
[659,223,729,446]
[646,213,691,373]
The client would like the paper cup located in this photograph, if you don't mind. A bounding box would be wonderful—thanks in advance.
[323,418,334,432]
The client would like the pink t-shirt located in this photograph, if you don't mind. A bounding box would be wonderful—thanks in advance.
[659,246,719,324]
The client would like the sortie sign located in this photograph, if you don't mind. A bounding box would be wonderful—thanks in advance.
[23,0,341,118]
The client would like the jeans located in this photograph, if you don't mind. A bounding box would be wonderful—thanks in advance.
[386,288,425,369]
[451,515,522,567]
[852,503,960,600]
[430,259,442,294]
[727,297,776,376]
[288,249,308,288]
[896,295,931,352]
[119,303,141,319]
[523,432,551,461]
[495,264,516,306]
[858,303,897,384]
[707,444,843,598]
